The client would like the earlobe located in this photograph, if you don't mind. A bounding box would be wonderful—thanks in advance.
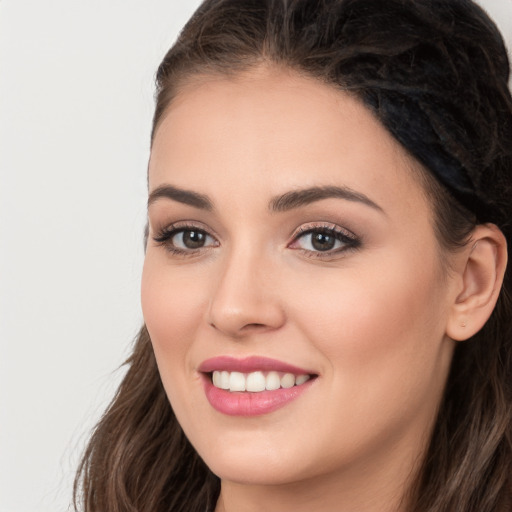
[446,224,507,342]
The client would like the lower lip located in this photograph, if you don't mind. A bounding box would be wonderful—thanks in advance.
[202,375,315,416]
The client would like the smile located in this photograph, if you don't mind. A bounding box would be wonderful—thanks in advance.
[199,356,317,416]
[212,370,311,392]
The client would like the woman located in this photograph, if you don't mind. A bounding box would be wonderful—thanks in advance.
[74,0,512,510]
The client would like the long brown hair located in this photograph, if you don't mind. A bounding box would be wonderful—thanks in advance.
[75,1,512,510]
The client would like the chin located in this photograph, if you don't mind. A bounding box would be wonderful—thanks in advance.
[206,455,306,486]
[187,427,309,485]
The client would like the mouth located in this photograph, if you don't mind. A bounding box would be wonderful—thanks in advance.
[210,370,312,392]
[198,356,317,416]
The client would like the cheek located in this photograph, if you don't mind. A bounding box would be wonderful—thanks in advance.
[141,254,207,366]
[277,251,453,472]
[291,249,449,409]
[141,254,213,426]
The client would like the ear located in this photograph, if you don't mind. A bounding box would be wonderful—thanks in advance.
[446,224,508,341]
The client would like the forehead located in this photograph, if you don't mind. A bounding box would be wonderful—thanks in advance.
[148,66,430,220]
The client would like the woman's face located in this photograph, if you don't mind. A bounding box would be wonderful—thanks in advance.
[142,67,458,488]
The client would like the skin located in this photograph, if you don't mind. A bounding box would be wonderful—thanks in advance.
[142,66,462,512]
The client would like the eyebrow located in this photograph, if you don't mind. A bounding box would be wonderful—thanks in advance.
[148,185,213,211]
[147,184,383,214]
[269,186,383,213]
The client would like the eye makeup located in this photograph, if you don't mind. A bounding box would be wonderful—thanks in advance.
[152,219,361,260]
[153,221,219,257]
[288,222,361,260]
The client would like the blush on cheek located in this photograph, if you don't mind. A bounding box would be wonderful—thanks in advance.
[304,264,440,370]
[141,263,215,373]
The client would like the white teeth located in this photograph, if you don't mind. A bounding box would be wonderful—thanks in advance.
[212,371,222,388]
[295,374,310,385]
[211,370,312,392]
[246,371,266,392]
[280,373,295,389]
[220,371,230,390]
[265,371,281,391]
[229,371,246,392]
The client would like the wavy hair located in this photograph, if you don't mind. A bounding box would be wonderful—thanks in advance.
[75,1,512,510]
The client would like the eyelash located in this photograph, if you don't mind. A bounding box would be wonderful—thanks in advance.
[152,222,361,259]
[153,223,218,257]
[290,223,361,259]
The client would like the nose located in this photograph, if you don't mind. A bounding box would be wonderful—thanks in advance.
[207,247,286,338]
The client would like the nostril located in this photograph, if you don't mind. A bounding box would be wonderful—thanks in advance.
[209,321,268,332]
[242,323,267,330]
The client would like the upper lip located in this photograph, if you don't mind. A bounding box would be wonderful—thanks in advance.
[198,355,315,375]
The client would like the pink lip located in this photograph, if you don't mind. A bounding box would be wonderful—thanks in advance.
[198,356,317,417]
[198,355,314,375]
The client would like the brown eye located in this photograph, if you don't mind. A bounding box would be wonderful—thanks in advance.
[172,229,212,249]
[289,225,360,256]
[153,223,219,255]
[295,229,345,252]
[311,232,336,251]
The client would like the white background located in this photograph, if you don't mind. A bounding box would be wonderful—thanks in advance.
[0,1,510,511]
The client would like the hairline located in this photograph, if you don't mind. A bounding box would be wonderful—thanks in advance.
[151,62,475,269]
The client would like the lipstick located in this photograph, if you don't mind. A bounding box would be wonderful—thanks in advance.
[198,356,316,416]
